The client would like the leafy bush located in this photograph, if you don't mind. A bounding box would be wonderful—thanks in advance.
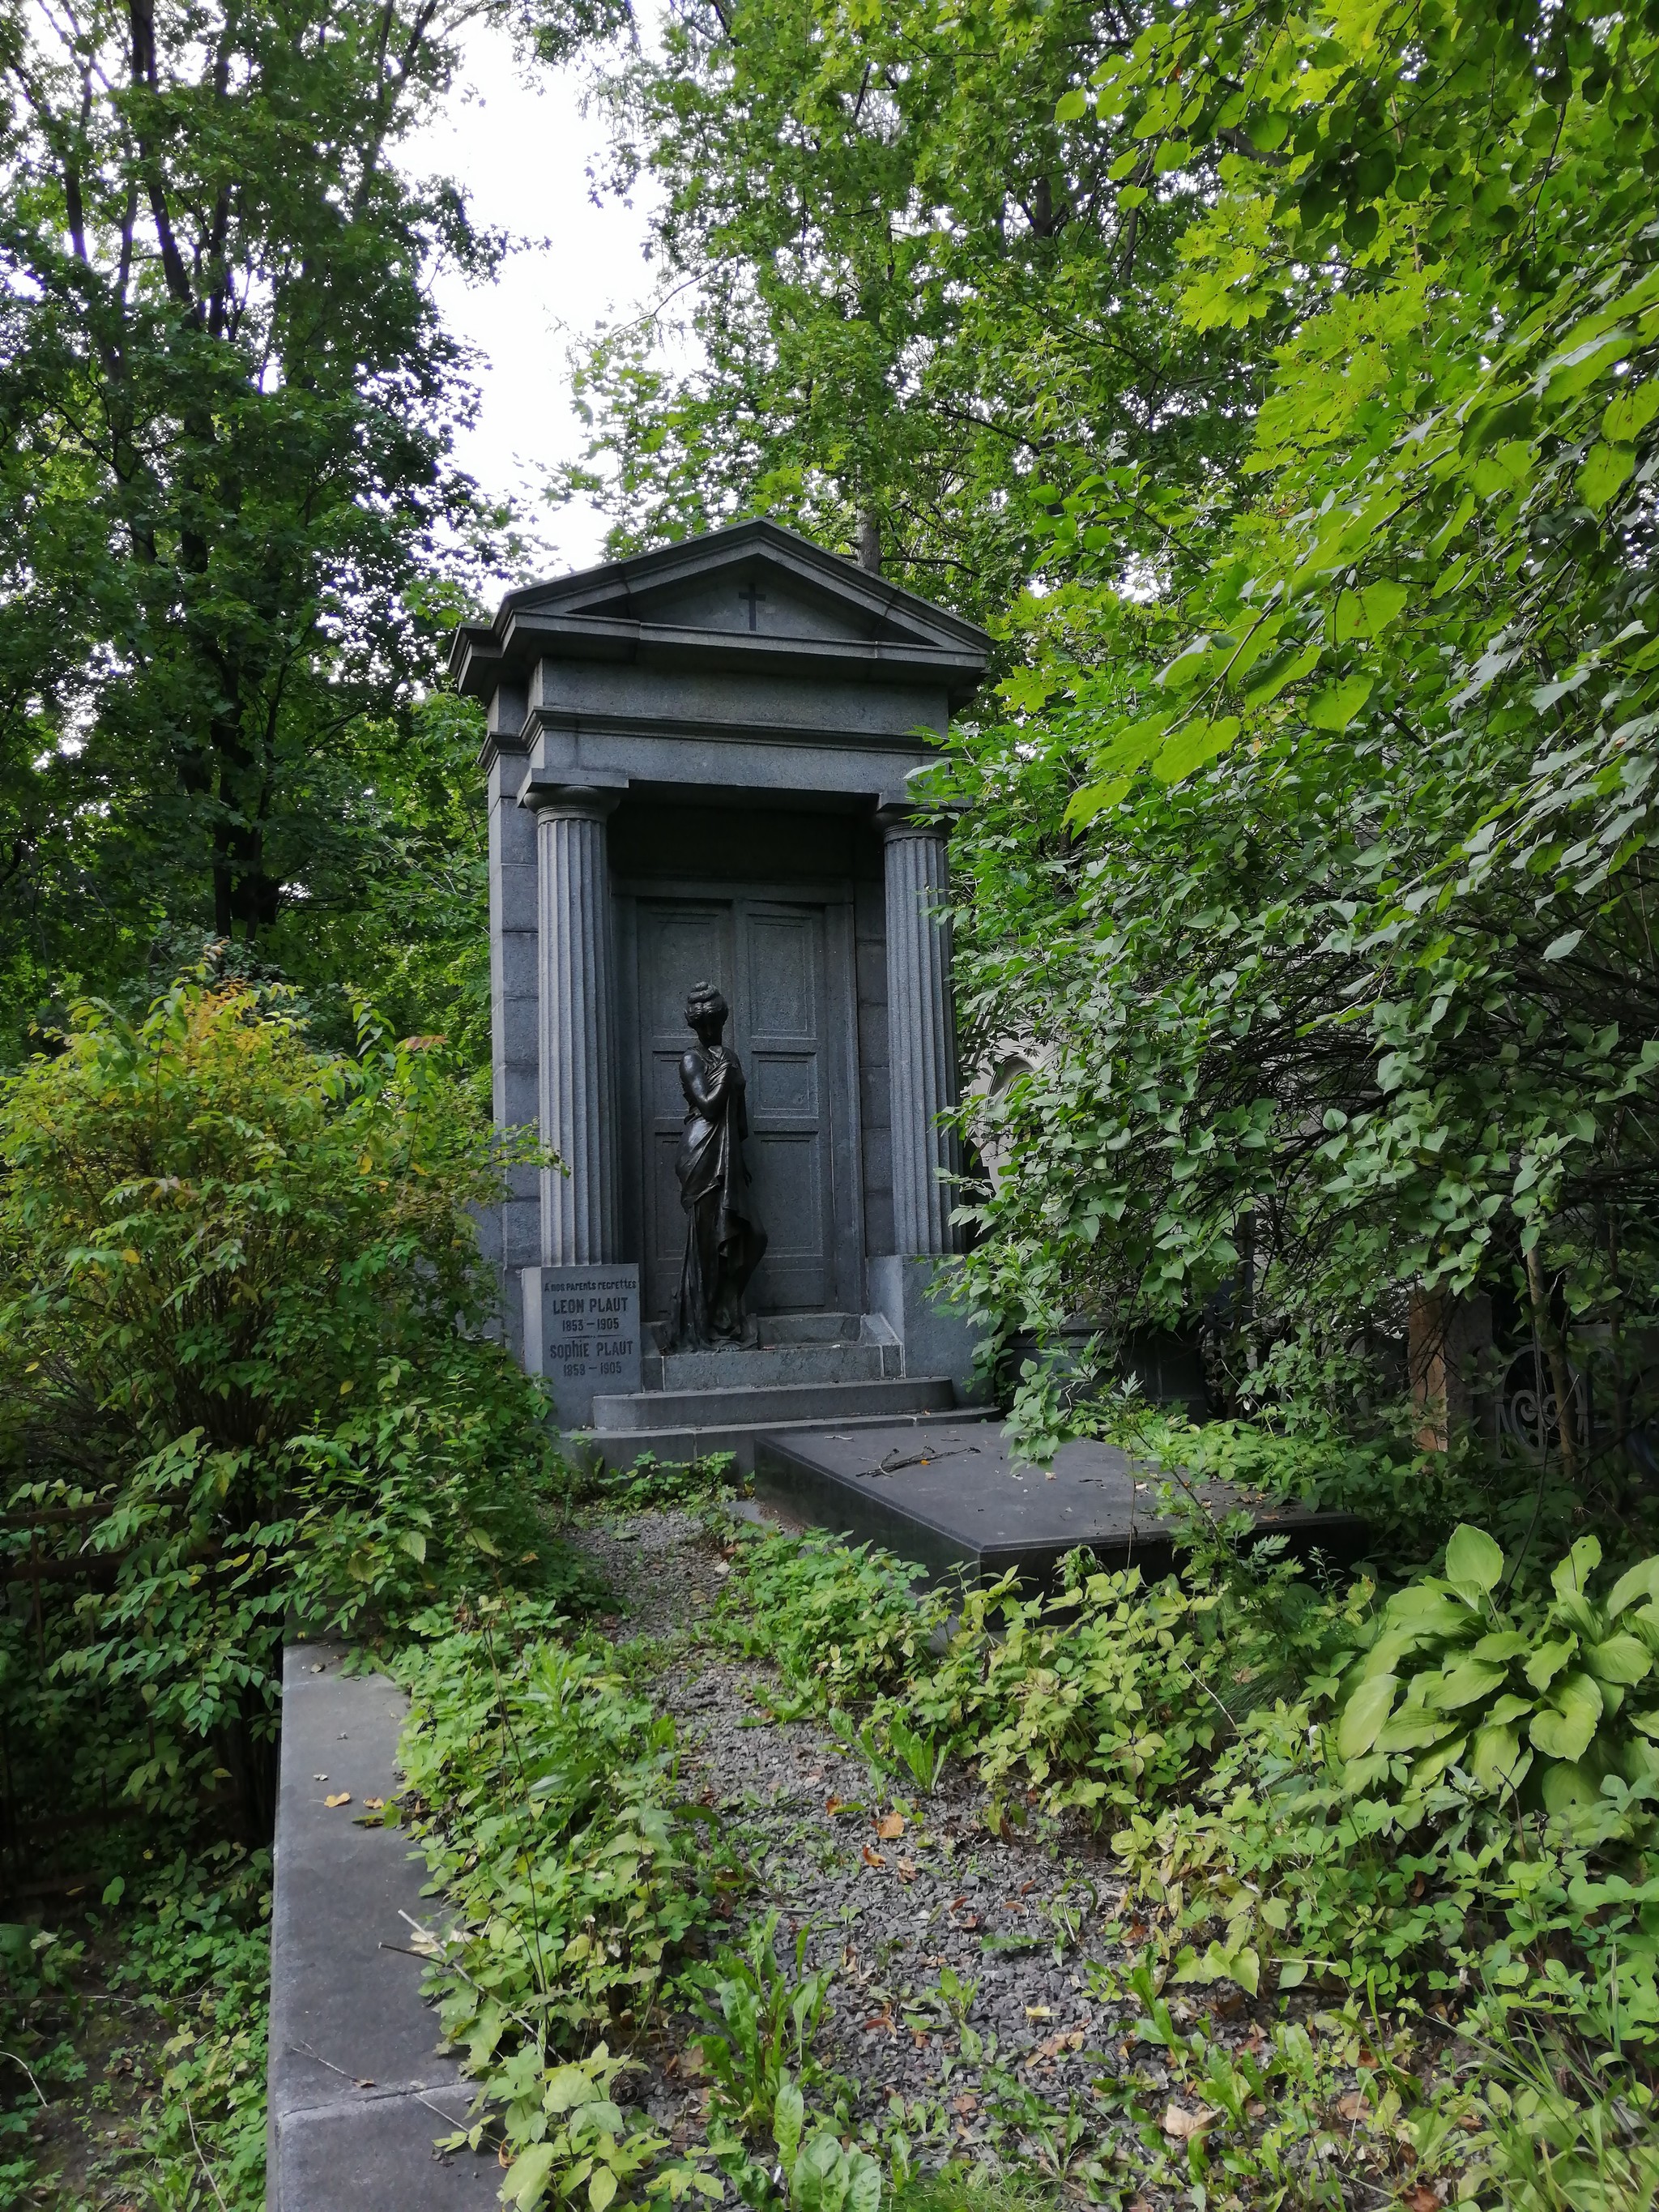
[1331,1526,1659,1817]
[910,1565,1239,1821]
[1107,1531,1659,2045]
[399,1606,739,2058]
[0,978,567,1833]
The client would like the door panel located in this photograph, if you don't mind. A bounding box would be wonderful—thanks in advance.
[739,904,831,1310]
[632,894,835,1320]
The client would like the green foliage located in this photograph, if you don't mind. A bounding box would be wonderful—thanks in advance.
[577,1450,744,1518]
[717,1529,949,1707]
[107,1847,272,2210]
[939,0,1659,1439]
[710,2078,883,2212]
[570,0,1257,623]
[689,1912,834,2144]
[1477,2028,1659,2212]
[770,2083,882,2212]
[0,0,621,1030]
[467,2043,682,2212]
[0,980,569,1831]
[0,1847,270,2211]
[909,1564,1247,1822]
[1106,1534,1659,2045]
[1329,1527,1659,1818]
[396,1603,743,2205]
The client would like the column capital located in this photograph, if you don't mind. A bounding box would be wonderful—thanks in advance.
[873,798,960,841]
[520,775,626,820]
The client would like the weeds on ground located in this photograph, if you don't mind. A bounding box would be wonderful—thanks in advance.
[1,1844,269,2211]
[394,1599,745,2210]
[575,1450,745,1518]
[718,1511,1659,2200]
[690,1910,833,2141]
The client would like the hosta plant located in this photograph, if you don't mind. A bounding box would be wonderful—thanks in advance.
[1333,1527,1659,1821]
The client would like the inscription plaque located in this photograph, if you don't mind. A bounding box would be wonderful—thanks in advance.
[521,1264,642,1428]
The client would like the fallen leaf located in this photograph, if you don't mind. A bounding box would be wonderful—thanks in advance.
[1034,2030,1081,2060]
[825,1796,845,1816]
[325,1791,351,1808]
[1162,2103,1217,2142]
[876,1812,905,1840]
[950,2095,979,2116]
[862,1844,886,1868]
[1401,2188,1439,2212]
[955,1913,979,1931]
[1024,2005,1052,2021]
[1337,2091,1368,2123]
[355,2077,376,2089]
[860,2011,894,2034]
[364,1796,385,1811]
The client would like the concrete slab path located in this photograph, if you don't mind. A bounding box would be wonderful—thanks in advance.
[266,1642,496,2211]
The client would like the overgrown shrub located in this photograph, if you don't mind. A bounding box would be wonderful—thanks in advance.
[0,979,566,1834]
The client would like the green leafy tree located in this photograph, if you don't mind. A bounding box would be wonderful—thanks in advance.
[569,0,1265,620]
[937,0,1659,1464]
[0,0,624,1055]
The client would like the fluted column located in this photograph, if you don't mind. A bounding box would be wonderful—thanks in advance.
[523,782,622,1265]
[878,805,960,1256]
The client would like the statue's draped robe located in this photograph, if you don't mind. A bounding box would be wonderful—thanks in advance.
[670,1045,766,1346]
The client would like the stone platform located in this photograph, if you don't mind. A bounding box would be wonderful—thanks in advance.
[752,1417,1369,1589]
[579,1309,969,1470]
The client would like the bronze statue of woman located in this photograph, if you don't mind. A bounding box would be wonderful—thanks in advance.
[667,982,767,1348]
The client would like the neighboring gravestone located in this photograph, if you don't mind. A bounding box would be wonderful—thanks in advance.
[451,519,992,1447]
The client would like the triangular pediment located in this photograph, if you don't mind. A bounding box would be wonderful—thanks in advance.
[501,520,986,653]
[450,519,991,709]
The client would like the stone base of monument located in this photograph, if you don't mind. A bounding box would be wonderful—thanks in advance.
[576,1308,971,1471]
[751,1419,1370,1591]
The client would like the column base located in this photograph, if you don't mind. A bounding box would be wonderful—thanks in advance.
[867,1254,990,1404]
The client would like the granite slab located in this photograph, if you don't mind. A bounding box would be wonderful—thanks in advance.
[267,1644,497,2211]
[752,1418,1369,1589]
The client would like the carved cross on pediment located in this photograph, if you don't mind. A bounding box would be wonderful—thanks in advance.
[737,579,767,631]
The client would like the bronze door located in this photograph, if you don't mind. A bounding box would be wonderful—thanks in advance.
[634,895,837,1321]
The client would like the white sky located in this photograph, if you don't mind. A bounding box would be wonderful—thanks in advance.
[399,20,667,592]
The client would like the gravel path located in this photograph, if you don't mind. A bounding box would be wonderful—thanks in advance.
[566,1507,1163,2176]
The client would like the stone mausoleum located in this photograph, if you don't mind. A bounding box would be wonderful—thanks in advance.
[450,519,991,1464]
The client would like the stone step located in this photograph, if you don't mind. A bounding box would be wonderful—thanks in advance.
[640,1339,899,1393]
[591,1374,954,1436]
[642,1311,893,1354]
[576,1403,988,1477]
